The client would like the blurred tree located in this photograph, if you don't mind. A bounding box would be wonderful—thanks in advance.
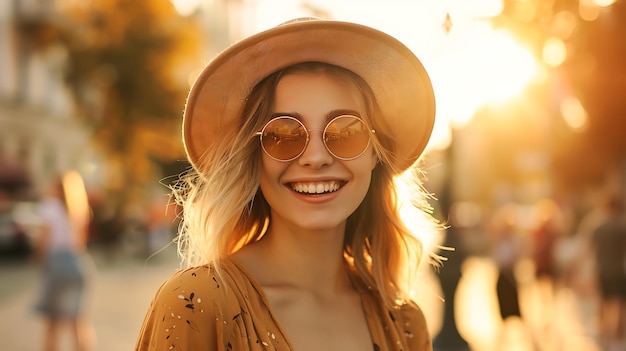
[23,0,201,216]
[555,1,626,190]
[490,0,626,195]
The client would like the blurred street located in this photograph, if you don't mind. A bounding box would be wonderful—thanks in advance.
[0,247,608,351]
[1,0,625,350]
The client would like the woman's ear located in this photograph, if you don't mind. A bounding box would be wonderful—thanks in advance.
[370,151,379,171]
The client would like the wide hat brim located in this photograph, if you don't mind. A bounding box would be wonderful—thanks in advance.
[183,18,435,173]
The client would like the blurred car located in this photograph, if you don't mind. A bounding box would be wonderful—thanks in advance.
[0,203,33,259]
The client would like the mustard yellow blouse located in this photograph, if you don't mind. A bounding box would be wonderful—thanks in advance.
[135,257,431,350]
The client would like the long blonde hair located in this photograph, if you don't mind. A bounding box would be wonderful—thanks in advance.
[173,62,439,307]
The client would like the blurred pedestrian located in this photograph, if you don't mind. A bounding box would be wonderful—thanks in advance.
[561,188,611,343]
[489,203,524,321]
[33,171,95,351]
[527,198,569,349]
[590,195,626,350]
[531,199,564,282]
[136,17,439,351]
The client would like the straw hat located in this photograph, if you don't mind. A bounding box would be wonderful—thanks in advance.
[183,18,435,173]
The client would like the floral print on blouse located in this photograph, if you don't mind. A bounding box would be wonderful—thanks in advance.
[135,257,431,351]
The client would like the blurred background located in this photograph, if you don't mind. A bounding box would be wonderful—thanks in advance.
[1,0,625,350]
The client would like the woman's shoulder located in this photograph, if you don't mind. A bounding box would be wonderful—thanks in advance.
[135,260,255,350]
[157,264,220,293]
[397,300,427,326]
[396,300,432,350]
[151,259,251,312]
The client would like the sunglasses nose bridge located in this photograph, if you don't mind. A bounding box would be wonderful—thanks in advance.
[301,127,328,153]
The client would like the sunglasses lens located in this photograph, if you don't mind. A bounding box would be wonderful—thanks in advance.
[261,117,307,161]
[325,116,371,159]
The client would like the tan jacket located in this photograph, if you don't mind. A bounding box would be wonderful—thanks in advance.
[136,257,431,350]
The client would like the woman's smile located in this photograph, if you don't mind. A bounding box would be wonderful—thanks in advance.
[289,180,343,194]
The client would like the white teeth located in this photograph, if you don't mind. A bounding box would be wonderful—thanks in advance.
[292,181,340,194]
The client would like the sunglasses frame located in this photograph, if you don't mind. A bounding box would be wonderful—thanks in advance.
[256,115,376,162]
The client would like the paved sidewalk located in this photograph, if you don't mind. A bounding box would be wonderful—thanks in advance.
[0,247,180,351]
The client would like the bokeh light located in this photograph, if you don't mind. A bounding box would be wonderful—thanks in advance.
[543,37,567,67]
[560,96,589,132]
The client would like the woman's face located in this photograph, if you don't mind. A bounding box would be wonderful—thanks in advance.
[259,71,378,232]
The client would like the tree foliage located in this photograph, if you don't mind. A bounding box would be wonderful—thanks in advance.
[55,0,201,204]
[492,0,626,191]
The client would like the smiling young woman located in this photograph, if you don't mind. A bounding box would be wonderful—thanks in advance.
[136,18,438,351]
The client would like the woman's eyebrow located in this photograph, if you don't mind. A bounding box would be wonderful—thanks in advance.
[327,109,362,119]
[271,112,300,119]
[269,109,362,122]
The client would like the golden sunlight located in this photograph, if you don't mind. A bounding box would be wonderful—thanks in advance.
[445,0,504,19]
[170,0,201,16]
[469,29,537,105]
[593,0,618,7]
[426,22,538,150]
[394,173,442,253]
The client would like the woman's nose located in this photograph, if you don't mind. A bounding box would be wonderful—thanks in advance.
[297,130,333,168]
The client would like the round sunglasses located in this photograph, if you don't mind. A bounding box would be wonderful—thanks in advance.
[256,115,376,162]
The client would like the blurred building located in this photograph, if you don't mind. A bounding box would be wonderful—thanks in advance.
[0,0,99,198]
[0,0,247,199]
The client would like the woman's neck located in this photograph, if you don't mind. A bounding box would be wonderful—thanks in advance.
[234,223,352,295]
